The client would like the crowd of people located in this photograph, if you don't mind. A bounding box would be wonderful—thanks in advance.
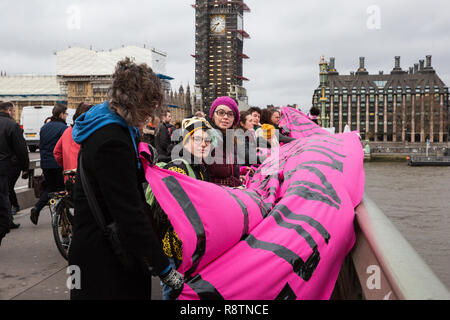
[0,57,323,300]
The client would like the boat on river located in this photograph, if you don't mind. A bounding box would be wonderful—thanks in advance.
[407,155,450,166]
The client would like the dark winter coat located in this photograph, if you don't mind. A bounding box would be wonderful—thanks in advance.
[206,118,241,187]
[39,117,67,169]
[155,122,175,162]
[0,112,29,176]
[69,109,170,299]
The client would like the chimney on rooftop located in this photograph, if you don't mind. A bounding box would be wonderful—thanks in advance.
[329,57,335,69]
[419,60,424,72]
[426,55,432,68]
[409,67,413,74]
[391,56,406,74]
[395,56,400,69]
[356,56,368,75]
[414,63,419,74]
[328,57,339,75]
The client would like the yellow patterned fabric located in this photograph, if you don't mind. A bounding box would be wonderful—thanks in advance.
[166,166,187,176]
[162,229,183,260]
[160,164,189,263]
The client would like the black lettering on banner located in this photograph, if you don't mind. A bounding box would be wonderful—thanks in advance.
[289,180,341,207]
[187,274,225,300]
[284,165,341,209]
[274,204,331,244]
[286,185,340,209]
[242,190,271,218]
[306,139,344,147]
[271,211,318,250]
[245,234,320,281]
[222,188,249,239]
[304,132,344,141]
[163,176,205,280]
[306,145,346,158]
[276,283,297,300]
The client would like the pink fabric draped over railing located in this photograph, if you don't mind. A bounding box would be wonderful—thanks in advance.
[139,107,365,300]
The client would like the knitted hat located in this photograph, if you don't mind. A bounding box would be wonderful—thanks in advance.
[181,117,212,145]
[209,96,240,125]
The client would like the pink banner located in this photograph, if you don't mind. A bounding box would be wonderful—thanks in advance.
[139,107,365,300]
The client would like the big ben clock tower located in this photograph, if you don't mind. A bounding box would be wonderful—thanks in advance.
[192,0,250,113]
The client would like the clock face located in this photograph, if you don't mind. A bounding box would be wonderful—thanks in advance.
[210,15,226,33]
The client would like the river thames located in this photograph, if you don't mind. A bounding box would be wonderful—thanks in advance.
[364,161,450,290]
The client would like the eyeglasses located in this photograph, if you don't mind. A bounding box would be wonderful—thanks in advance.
[215,110,235,118]
[192,136,212,145]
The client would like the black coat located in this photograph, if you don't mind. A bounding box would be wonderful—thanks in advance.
[39,117,67,169]
[155,122,175,162]
[0,112,29,175]
[69,124,170,300]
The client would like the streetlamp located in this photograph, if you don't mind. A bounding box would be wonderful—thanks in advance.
[319,56,329,128]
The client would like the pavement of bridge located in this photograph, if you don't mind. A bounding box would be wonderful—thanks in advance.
[0,207,163,300]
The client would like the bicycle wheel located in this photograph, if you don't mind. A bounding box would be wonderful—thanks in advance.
[52,201,73,261]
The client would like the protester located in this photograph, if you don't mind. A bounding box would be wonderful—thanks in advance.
[70,57,183,300]
[30,104,68,225]
[194,111,206,118]
[174,121,182,130]
[155,110,175,162]
[248,106,262,130]
[0,102,29,243]
[308,106,320,125]
[256,108,295,148]
[207,96,242,187]
[141,116,155,145]
[53,102,93,176]
[235,110,260,168]
[148,116,212,300]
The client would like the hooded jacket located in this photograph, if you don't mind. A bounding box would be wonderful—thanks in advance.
[39,117,67,169]
[69,101,169,300]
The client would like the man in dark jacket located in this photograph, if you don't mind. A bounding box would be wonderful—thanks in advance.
[30,104,68,225]
[0,102,29,245]
[155,111,175,162]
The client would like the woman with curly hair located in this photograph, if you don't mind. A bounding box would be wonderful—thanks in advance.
[70,58,183,300]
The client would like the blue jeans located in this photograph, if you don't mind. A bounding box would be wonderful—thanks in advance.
[160,258,177,300]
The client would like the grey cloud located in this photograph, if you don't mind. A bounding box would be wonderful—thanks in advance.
[0,0,449,110]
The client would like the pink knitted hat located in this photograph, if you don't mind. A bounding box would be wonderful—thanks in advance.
[209,96,240,125]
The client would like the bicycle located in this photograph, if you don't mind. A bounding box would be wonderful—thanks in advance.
[48,170,76,261]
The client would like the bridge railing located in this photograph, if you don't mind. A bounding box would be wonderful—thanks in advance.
[334,195,450,300]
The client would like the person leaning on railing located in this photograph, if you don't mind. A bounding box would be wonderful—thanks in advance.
[69,58,183,300]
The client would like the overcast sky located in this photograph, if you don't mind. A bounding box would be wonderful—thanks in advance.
[0,0,449,111]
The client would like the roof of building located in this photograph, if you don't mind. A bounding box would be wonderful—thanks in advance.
[319,56,449,94]
[56,46,169,78]
[325,72,448,94]
[0,75,63,96]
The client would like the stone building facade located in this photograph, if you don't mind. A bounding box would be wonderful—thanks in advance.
[313,56,449,144]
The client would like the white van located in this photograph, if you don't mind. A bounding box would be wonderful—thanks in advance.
[20,106,75,152]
